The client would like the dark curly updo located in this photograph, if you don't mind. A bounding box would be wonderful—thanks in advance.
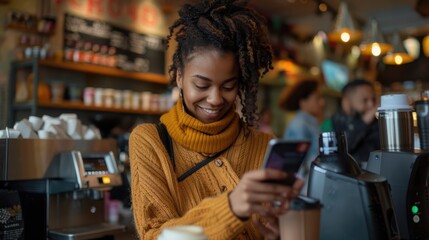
[278,79,320,111]
[167,0,273,127]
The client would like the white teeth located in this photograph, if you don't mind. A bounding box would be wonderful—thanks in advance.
[203,108,219,114]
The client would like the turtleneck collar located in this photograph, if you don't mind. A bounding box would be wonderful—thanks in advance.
[160,99,241,154]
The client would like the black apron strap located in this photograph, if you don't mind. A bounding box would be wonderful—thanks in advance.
[177,150,225,182]
[155,123,175,170]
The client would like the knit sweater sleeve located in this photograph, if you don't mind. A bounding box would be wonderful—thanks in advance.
[129,124,248,239]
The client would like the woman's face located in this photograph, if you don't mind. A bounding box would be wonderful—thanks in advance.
[177,49,239,123]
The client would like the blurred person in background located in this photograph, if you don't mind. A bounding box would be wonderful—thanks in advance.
[278,79,325,194]
[321,79,379,167]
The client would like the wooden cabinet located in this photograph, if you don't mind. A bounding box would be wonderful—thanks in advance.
[7,59,170,131]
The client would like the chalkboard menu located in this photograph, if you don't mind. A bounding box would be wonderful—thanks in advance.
[63,13,166,74]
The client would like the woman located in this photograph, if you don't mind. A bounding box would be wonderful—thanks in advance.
[278,79,325,193]
[129,1,303,239]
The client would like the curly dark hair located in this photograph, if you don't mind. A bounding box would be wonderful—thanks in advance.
[278,79,319,111]
[167,0,273,127]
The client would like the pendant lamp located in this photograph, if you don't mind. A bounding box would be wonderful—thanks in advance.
[328,1,363,44]
[360,20,393,57]
[383,32,414,65]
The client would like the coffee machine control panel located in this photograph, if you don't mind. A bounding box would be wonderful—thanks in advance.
[46,151,122,189]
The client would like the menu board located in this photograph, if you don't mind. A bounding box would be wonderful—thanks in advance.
[64,13,166,74]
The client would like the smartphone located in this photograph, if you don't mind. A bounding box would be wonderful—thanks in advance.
[261,139,311,185]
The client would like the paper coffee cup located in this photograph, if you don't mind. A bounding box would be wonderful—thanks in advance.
[66,118,83,139]
[14,119,37,138]
[279,195,321,240]
[38,130,54,139]
[29,116,44,131]
[0,128,21,139]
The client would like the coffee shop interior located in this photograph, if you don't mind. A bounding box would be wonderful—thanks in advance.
[2,0,429,239]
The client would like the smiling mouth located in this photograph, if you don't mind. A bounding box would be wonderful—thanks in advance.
[202,107,221,114]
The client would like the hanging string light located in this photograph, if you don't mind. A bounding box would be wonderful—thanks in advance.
[327,1,363,44]
[360,19,393,57]
[383,32,414,65]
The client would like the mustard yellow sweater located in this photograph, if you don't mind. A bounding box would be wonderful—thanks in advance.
[129,100,273,239]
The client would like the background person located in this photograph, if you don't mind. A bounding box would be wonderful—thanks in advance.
[129,1,303,239]
[278,79,325,194]
[321,79,379,166]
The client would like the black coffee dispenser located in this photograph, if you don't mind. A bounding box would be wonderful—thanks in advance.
[308,132,399,240]
[366,94,429,239]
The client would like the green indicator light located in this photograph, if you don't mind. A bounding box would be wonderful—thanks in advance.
[412,206,419,214]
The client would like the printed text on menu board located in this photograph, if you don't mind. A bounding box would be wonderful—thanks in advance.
[64,13,166,74]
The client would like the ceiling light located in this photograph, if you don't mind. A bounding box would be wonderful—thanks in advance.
[319,2,328,12]
[340,32,350,42]
[383,33,414,65]
[360,20,392,57]
[328,2,363,44]
[371,43,381,56]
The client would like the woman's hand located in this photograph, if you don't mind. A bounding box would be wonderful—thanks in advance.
[362,105,378,125]
[228,169,304,219]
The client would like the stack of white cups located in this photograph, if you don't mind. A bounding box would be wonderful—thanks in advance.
[0,114,102,140]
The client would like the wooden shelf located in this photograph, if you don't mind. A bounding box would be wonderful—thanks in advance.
[12,102,33,110]
[20,100,166,115]
[13,101,165,115]
[12,59,169,85]
[39,59,169,85]
[9,59,169,126]
[7,25,54,35]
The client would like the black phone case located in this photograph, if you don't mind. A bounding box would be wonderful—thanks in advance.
[261,139,310,185]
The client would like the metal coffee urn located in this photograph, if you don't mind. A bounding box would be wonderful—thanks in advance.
[0,138,125,239]
[366,94,429,239]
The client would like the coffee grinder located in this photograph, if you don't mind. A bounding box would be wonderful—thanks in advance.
[366,94,429,239]
[308,132,399,240]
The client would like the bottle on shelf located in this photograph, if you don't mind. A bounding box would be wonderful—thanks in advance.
[64,39,75,61]
[107,47,117,67]
[72,40,83,63]
[82,41,93,63]
[99,45,108,66]
[91,44,101,65]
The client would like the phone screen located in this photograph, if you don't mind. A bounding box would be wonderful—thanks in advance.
[263,140,310,185]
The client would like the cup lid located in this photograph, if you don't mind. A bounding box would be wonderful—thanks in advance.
[378,94,413,111]
[159,225,207,240]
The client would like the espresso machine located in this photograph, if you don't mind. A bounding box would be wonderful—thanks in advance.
[308,132,399,240]
[366,94,429,240]
[0,138,125,239]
